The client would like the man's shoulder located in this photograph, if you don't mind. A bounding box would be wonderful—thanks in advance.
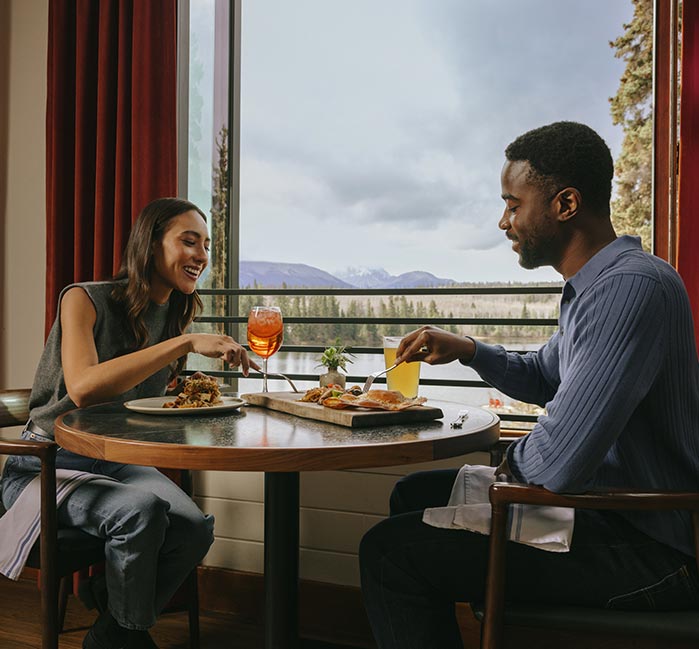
[599,247,682,288]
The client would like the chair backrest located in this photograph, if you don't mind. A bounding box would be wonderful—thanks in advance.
[0,389,31,428]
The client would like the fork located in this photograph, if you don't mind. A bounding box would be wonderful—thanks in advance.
[252,368,300,393]
[362,362,401,392]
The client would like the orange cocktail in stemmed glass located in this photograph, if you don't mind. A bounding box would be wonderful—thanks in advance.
[247,306,284,392]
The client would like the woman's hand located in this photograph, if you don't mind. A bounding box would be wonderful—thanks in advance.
[395,326,476,366]
[188,334,259,376]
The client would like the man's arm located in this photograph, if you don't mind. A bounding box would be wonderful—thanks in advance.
[467,335,561,407]
[396,325,561,407]
[507,274,667,492]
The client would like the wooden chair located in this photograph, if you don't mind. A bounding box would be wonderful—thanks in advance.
[475,481,699,649]
[0,389,200,649]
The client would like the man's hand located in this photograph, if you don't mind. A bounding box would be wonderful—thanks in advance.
[395,326,476,366]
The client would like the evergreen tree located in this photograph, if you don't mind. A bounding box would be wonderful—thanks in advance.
[202,126,229,340]
[609,0,653,250]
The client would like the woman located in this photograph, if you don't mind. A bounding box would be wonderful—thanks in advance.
[1,197,254,649]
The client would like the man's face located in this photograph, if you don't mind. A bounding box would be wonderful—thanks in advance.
[499,160,560,269]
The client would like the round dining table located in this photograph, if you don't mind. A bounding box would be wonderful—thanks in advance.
[55,397,499,649]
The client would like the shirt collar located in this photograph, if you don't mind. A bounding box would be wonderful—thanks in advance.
[565,235,642,299]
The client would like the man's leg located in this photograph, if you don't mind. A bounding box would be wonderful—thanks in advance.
[360,470,699,649]
[361,469,480,649]
[389,469,458,516]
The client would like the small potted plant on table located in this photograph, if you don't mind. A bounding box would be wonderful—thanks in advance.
[317,344,354,388]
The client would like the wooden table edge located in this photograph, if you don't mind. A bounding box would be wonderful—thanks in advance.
[55,408,499,471]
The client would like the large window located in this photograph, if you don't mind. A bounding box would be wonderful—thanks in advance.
[182,0,655,409]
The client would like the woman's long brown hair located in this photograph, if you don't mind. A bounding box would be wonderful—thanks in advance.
[112,197,206,381]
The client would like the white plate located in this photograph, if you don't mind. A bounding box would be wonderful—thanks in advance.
[124,396,246,415]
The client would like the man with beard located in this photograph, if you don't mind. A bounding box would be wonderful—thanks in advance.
[359,121,699,649]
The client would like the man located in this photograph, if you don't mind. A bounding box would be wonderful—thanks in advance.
[359,121,699,649]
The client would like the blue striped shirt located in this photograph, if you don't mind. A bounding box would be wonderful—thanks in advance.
[468,236,699,556]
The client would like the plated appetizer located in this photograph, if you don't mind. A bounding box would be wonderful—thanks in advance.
[163,376,223,409]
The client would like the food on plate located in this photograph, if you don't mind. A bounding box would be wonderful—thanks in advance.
[298,385,426,411]
[163,376,223,408]
[323,389,427,411]
[299,384,345,403]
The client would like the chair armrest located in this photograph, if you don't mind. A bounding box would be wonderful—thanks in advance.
[0,438,58,460]
[489,482,699,512]
[0,433,59,609]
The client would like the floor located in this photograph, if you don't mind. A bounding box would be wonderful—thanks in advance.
[0,576,354,649]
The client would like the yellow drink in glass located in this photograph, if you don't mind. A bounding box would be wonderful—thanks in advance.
[383,337,421,398]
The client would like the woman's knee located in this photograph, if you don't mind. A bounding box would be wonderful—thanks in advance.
[109,491,171,540]
[189,512,215,560]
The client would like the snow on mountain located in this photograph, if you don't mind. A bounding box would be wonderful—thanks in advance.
[334,267,393,288]
[335,266,456,289]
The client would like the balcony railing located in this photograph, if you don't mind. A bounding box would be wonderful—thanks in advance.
[192,286,563,426]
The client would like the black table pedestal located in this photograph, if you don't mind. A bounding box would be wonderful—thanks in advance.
[264,472,300,649]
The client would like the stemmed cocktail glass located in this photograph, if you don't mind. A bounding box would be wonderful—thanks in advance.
[247,306,284,392]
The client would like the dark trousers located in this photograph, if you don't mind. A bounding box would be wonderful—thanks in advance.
[359,469,699,649]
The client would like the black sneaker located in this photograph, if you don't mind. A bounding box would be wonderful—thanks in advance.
[126,630,160,649]
[82,609,128,649]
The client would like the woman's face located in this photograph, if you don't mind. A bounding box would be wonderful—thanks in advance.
[150,210,210,303]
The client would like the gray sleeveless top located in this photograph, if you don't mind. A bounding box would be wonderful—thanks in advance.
[29,281,173,436]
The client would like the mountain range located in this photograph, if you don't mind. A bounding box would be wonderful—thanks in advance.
[239,261,456,289]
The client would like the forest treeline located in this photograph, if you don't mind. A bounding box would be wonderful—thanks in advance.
[202,290,559,347]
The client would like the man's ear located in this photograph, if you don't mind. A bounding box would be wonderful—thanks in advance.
[554,187,581,222]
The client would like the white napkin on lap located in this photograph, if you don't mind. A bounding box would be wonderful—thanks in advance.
[423,464,574,552]
[0,469,115,580]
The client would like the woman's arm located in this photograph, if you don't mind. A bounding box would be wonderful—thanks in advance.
[61,287,256,407]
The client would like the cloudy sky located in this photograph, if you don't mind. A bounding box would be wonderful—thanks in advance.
[192,0,635,284]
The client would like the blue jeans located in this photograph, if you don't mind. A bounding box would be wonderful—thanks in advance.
[1,434,214,630]
[359,469,699,649]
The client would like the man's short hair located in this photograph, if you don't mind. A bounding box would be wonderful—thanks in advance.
[505,121,614,216]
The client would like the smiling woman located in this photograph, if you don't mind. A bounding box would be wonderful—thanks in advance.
[0,196,258,649]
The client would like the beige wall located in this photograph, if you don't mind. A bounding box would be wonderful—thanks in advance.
[0,0,48,390]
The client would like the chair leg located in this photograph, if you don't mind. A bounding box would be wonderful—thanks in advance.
[40,569,59,649]
[187,569,200,649]
[58,575,71,633]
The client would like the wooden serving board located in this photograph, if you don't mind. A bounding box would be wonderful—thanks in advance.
[241,391,444,428]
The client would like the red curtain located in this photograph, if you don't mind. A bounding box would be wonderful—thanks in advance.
[678,1,699,349]
[45,0,177,337]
